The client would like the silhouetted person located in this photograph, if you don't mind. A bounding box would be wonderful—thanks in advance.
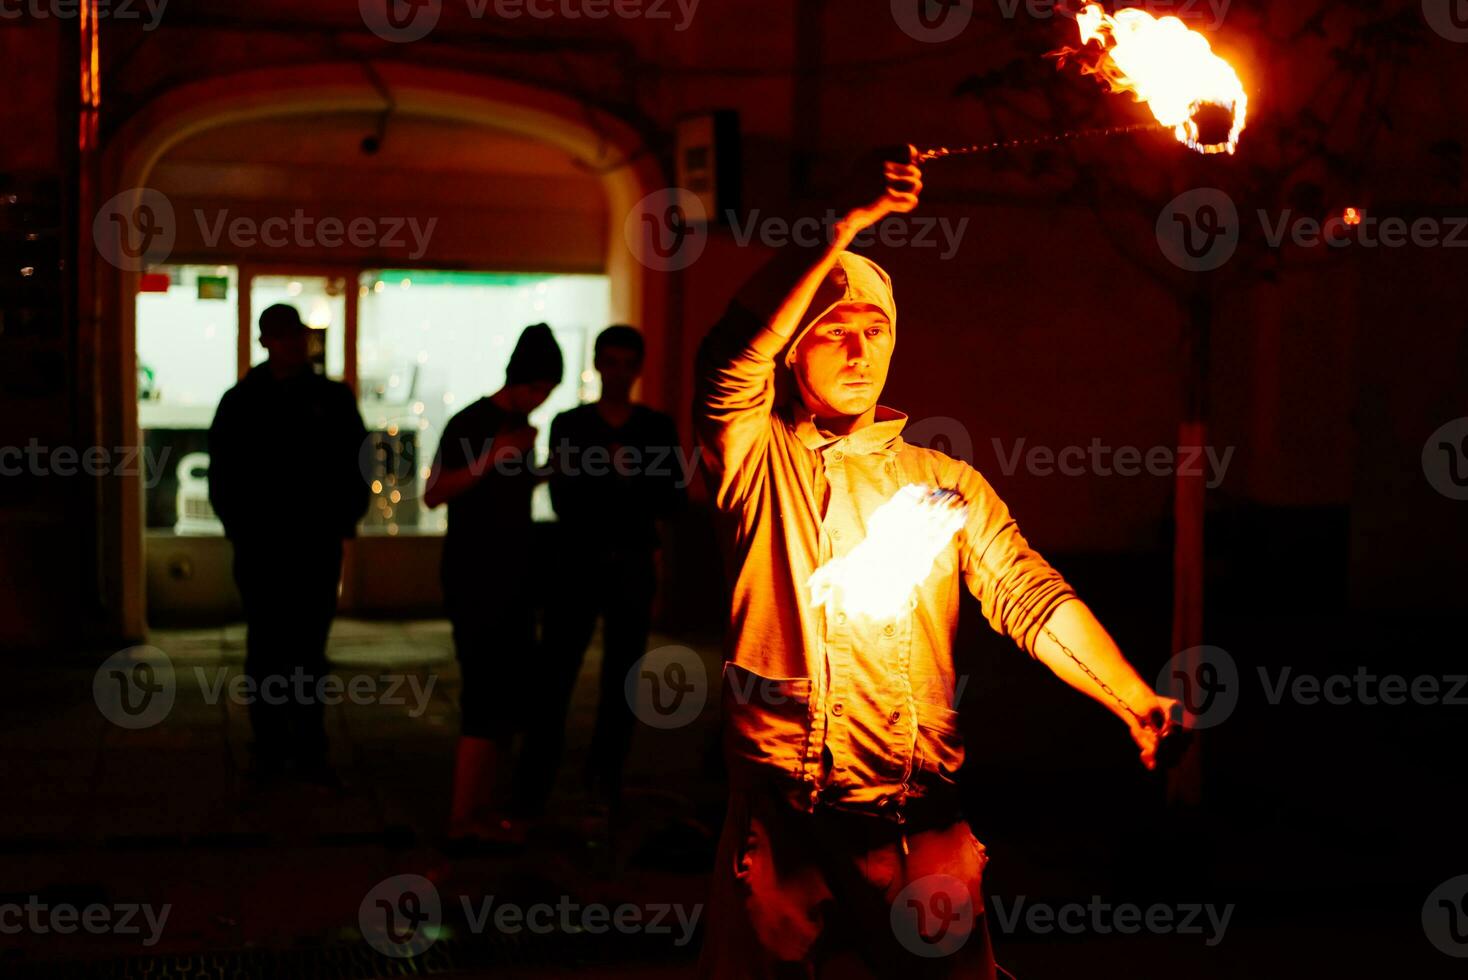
[208,303,369,783]
[425,323,562,846]
[521,325,687,819]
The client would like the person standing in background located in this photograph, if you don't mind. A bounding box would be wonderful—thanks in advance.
[425,323,563,847]
[519,325,687,826]
[208,303,370,786]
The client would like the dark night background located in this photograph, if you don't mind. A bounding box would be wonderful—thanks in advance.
[1,0,1465,977]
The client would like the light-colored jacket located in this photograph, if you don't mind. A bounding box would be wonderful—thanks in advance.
[693,252,1075,821]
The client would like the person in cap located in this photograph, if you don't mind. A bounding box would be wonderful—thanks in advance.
[693,150,1182,977]
[425,322,563,846]
[208,303,370,785]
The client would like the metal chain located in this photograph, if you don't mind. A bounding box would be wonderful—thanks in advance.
[914,121,1165,162]
[1041,626,1145,724]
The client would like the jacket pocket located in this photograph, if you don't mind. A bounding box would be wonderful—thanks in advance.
[722,662,812,779]
[913,702,965,785]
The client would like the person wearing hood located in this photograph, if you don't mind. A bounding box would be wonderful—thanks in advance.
[693,149,1181,977]
[425,322,562,847]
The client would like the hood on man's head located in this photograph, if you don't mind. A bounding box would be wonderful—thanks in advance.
[781,252,896,369]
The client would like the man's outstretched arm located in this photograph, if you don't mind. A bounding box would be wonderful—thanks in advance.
[1032,600,1180,771]
[957,462,1179,770]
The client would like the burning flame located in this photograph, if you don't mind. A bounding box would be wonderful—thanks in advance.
[1059,3,1248,155]
[807,486,966,624]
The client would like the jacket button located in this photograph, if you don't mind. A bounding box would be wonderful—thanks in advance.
[832,702,844,716]
[883,624,895,637]
[832,451,844,462]
[889,710,900,723]
[836,612,847,625]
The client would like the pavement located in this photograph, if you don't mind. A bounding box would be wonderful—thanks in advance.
[2,611,1461,978]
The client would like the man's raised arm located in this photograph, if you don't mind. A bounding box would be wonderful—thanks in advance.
[693,148,923,504]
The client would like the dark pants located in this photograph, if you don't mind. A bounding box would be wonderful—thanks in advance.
[444,562,540,741]
[232,536,343,767]
[700,784,997,979]
[517,549,657,811]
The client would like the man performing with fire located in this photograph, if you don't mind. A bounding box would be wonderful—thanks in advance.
[693,148,1183,978]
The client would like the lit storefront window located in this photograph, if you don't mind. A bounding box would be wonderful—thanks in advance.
[356,270,610,533]
[136,265,238,534]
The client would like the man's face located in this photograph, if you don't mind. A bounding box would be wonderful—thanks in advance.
[260,328,309,374]
[510,380,557,415]
[792,303,893,421]
[594,345,642,400]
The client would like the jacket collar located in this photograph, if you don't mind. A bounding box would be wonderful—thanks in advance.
[791,403,909,456]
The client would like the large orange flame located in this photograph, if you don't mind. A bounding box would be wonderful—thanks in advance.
[1059,3,1248,155]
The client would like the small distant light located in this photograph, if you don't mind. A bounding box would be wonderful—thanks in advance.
[420,465,432,480]
[387,523,399,536]
[580,370,595,383]
[25,232,39,241]
[383,506,394,520]
[374,280,386,294]
[389,490,402,503]
[387,423,399,436]
[1343,207,1363,226]
[359,284,369,297]
[400,278,412,290]
[19,266,34,277]
[371,479,383,494]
